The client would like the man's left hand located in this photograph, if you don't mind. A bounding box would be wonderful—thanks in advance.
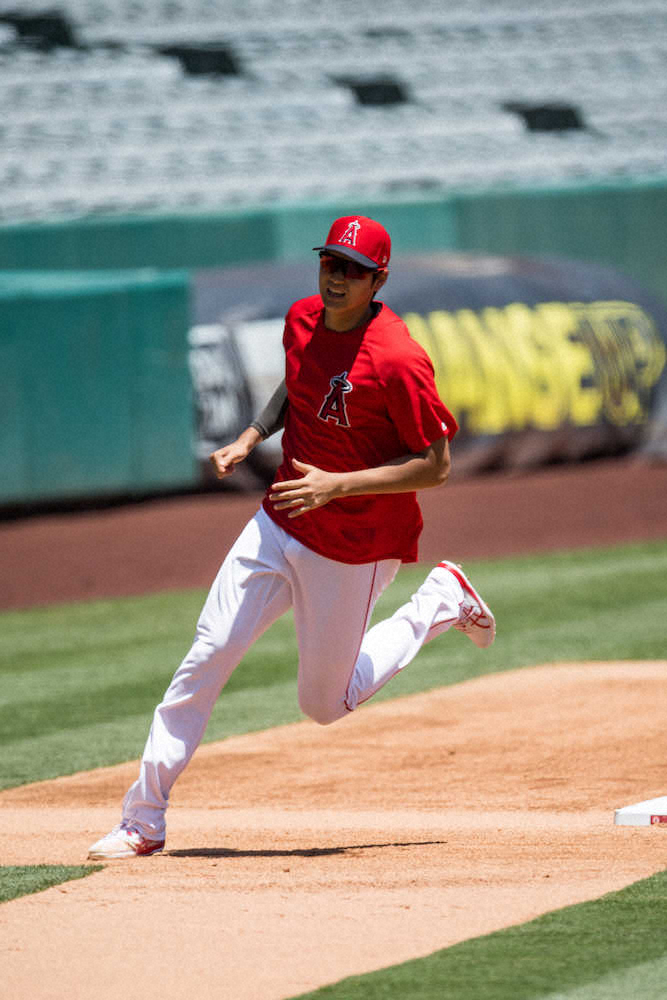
[269,460,341,518]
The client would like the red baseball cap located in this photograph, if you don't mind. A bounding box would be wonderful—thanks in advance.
[313,215,391,269]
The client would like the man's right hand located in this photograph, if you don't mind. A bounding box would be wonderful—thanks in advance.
[209,427,262,479]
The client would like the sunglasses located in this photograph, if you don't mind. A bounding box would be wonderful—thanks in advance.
[319,252,377,280]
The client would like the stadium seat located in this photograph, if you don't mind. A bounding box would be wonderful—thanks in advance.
[0,1,665,222]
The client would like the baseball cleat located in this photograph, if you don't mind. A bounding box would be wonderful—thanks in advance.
[87,822,165,860]
[428,560,496,648]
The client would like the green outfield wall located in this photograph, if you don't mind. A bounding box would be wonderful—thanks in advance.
[452,180,667,312]
[0,269,195,505]
[0,178,665,304]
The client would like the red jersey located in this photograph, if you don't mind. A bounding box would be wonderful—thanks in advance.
[263,295,457,564]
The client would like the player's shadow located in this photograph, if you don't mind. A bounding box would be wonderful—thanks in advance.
[168,840,445,859]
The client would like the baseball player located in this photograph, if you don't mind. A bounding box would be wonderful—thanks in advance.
[88,216,495,860]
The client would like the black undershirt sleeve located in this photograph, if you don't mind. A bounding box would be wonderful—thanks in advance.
[250,379,289,439]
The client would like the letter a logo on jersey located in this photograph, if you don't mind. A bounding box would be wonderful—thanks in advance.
[318,371,353,427]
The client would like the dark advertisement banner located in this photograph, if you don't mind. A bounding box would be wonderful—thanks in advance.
[190,253,667,482]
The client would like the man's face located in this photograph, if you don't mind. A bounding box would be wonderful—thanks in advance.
[318,252,387,328]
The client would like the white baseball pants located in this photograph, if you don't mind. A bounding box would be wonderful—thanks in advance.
[122,506,463,839]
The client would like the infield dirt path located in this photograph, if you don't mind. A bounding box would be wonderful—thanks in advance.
[1,457,667,999]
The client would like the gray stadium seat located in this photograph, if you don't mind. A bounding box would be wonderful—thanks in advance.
[0,0,665,221]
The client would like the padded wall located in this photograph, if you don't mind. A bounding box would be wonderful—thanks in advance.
[0,269,195,504]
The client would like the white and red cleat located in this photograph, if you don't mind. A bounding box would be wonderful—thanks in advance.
[88,822,165,860]
[431,560,496,649]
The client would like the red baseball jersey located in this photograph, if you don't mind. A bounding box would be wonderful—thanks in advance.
[263,295,458,564]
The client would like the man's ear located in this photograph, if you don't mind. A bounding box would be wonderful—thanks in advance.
[373,269,388,292]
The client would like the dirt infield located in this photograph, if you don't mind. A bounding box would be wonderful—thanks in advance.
[2,455,667,610]
[1,456,667,999]
[2,661,667,999]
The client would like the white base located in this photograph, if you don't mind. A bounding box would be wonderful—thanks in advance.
[614,795,667,827]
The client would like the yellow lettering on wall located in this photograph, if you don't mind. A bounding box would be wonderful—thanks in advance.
[405,310,479,421]
[492,302,569,431]
[631,310,667,388]
[453,309,512,434]
[575,303,665,426]
[404,299,666,436]
[482,303,539,430]
[535,303,602,428]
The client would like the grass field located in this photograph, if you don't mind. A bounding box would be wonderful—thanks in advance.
[2,538,667,996]
[293,870,667,999]
[2,540,666,792]
[0,865,101,904]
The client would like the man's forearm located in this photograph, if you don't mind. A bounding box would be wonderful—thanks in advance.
[335,443,450,497]
[251,379,288,439]
[270,437,450,517]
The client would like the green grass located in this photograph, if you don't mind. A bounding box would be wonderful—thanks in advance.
[0,864,102,903]
[1,539,666,790]
[291,870,667,999]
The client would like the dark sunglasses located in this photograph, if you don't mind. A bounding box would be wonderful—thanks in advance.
[319,252,377,280]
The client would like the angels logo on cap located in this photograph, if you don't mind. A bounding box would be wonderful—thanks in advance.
[313,216,391,269]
